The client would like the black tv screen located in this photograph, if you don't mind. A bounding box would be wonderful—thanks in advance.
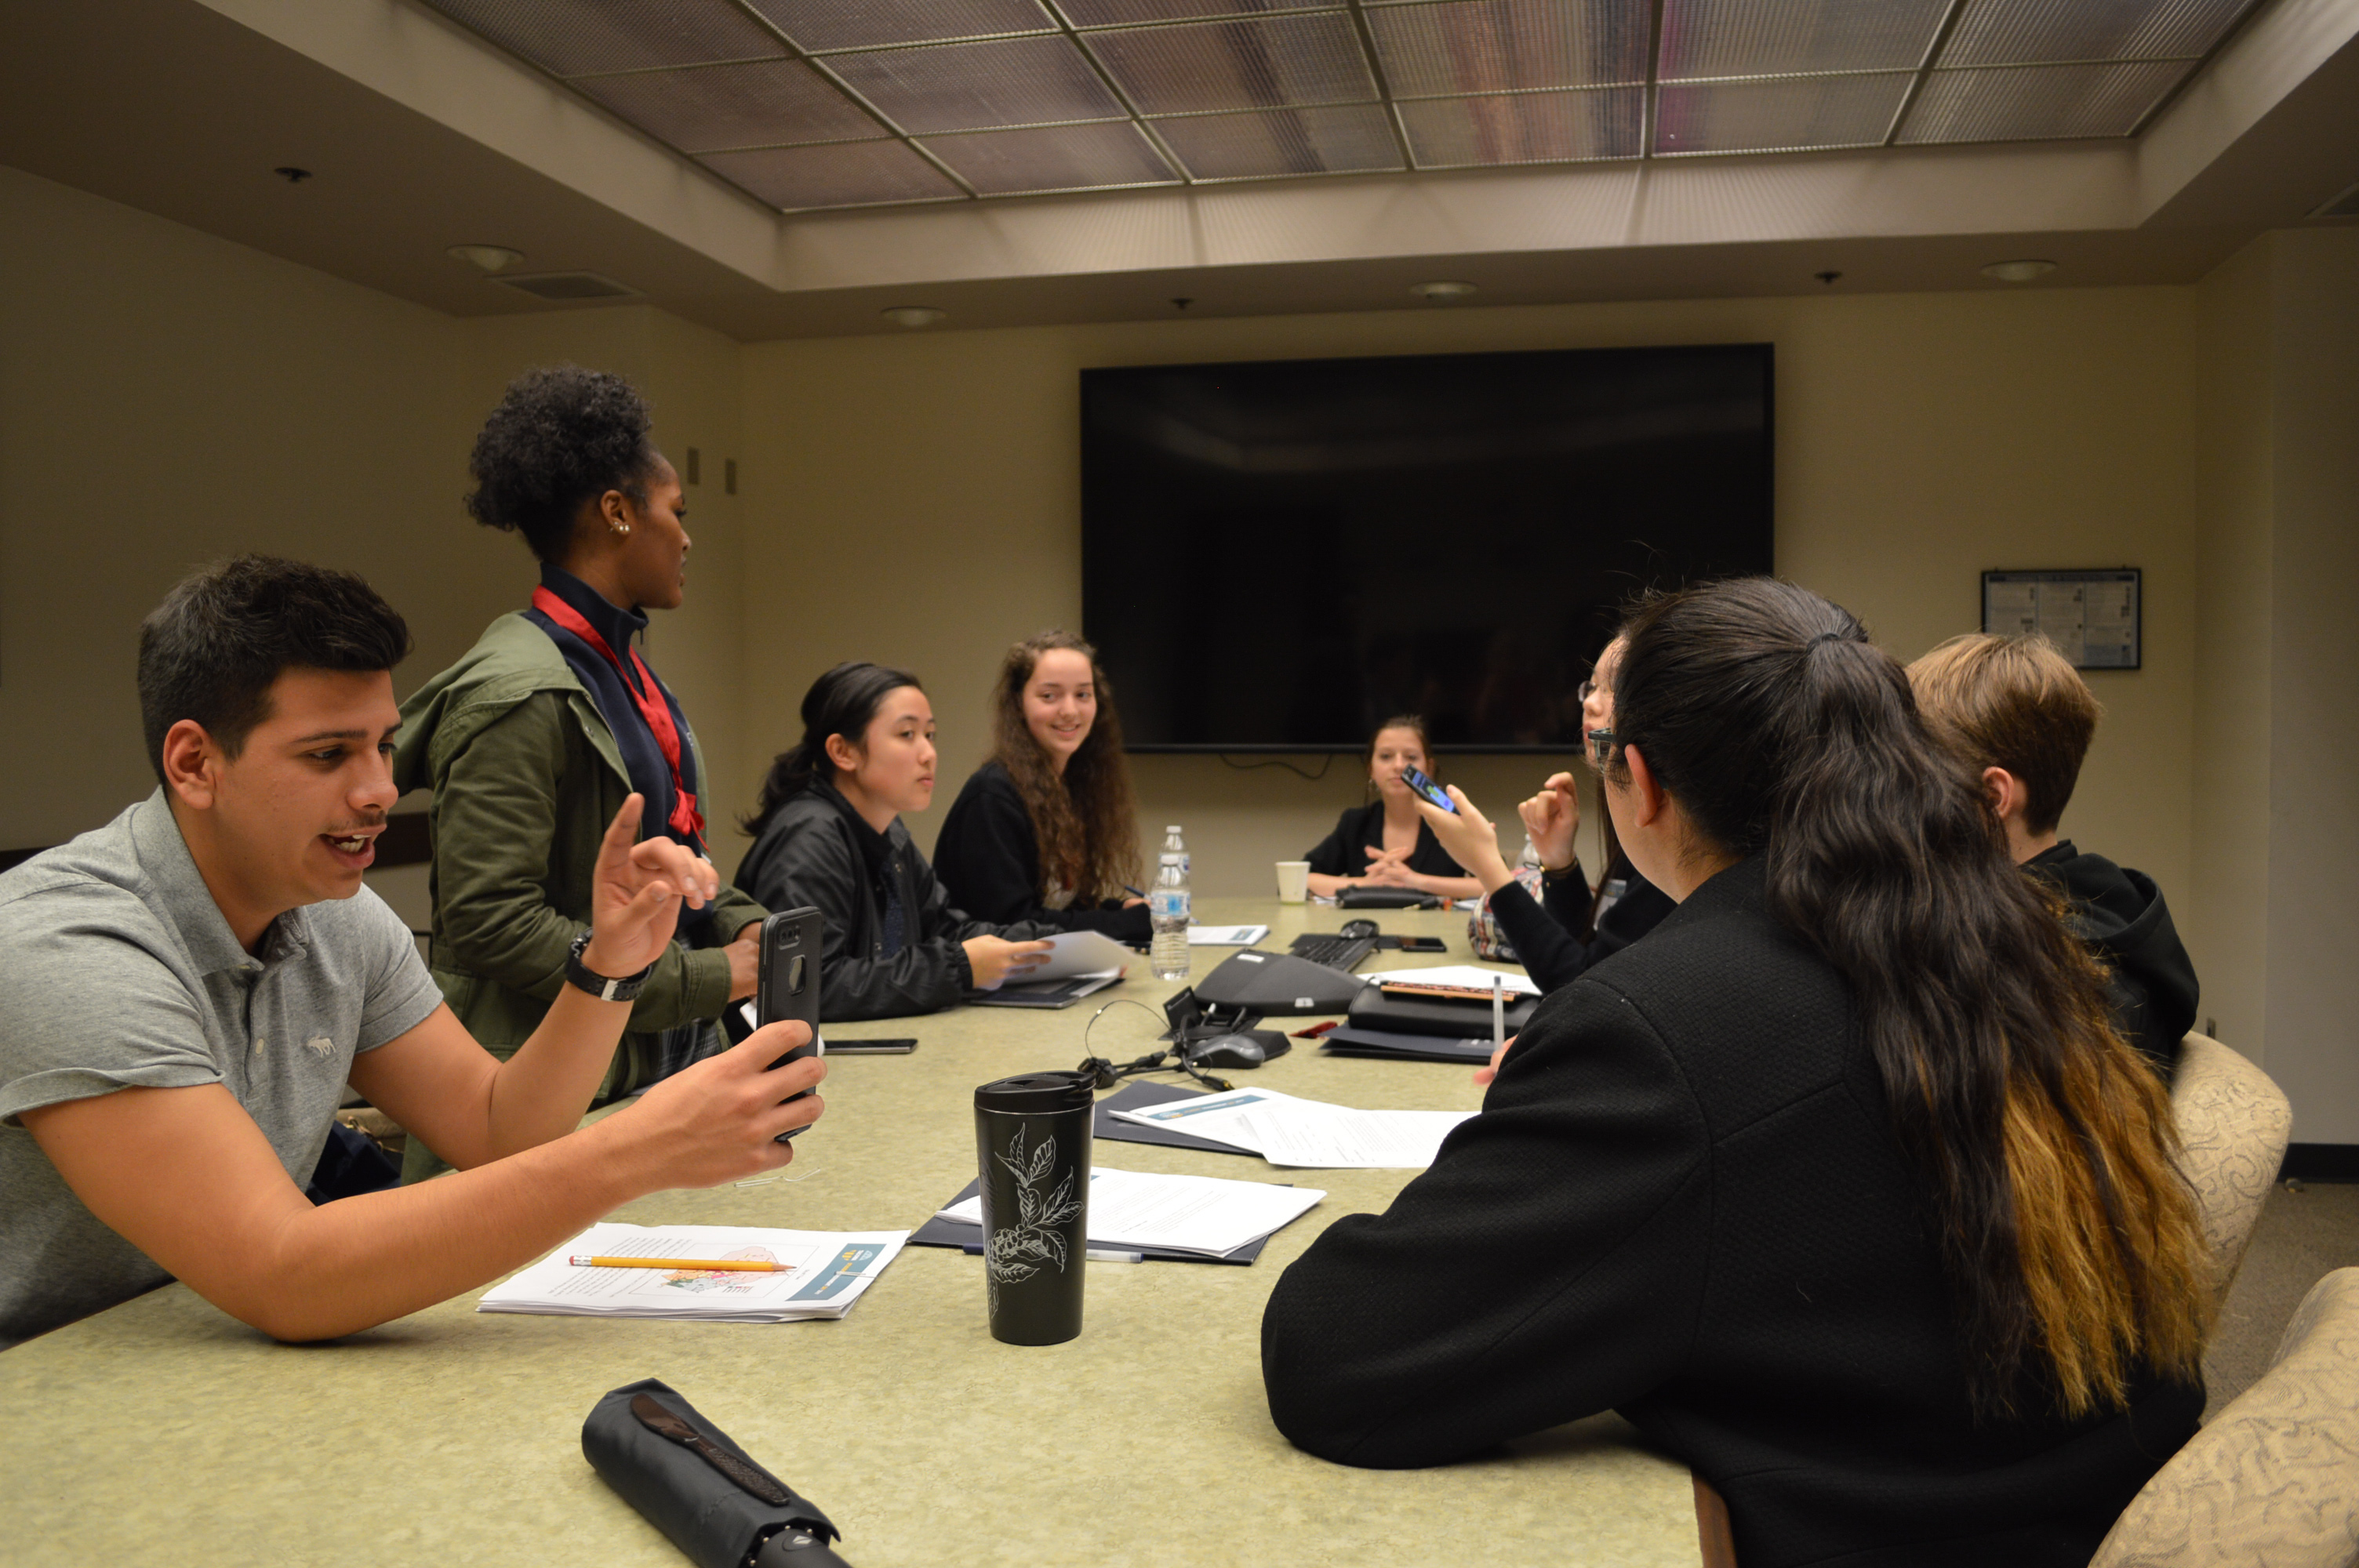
[1081,343,1774,752]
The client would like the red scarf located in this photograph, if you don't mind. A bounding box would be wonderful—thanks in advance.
[530,585,704,845]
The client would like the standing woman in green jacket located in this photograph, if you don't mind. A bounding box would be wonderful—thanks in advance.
[394,366,765,1180]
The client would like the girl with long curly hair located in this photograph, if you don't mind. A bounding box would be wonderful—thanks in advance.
[932,631,1149,942]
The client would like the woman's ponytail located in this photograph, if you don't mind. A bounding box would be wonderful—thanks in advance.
[1606,579,2207,1419]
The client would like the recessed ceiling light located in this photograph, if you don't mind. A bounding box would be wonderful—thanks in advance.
[1980,260,2058,284]
[447,244,525,274]
[881,306,947,328]
[1411,280,1478,301]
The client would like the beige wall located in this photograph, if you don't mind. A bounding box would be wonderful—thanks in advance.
[0,169,758,927]
[15,155,2350,1138]
[2257,228,2359,1141]
[2190,238,2279,1062]
[739,289,2201,910]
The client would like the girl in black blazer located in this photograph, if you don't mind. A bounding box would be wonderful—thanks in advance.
[1302,717,1481,902]
[1263,579,2211,1568]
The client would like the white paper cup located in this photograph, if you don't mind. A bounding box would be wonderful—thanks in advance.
[1275,860,1311,903]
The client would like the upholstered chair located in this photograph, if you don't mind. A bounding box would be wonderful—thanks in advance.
[2169,1033,2294,1307]
[2090,1268,2359,1566]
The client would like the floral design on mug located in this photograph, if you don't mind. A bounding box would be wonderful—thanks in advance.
[986,1126,1080,1286]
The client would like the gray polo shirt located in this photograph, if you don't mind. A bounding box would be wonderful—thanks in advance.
[0,793,442,1348]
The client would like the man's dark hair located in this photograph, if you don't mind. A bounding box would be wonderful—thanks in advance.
[465,365,660,561]
[137,555,413,782]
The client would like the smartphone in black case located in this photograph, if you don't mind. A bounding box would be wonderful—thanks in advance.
[756,907,824,1140]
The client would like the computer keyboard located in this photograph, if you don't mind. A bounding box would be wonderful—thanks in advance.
[1287,933,1376,972]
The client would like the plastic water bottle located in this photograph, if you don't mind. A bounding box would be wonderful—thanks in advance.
[1162,825,1189,882]
[1150,851,1190,981]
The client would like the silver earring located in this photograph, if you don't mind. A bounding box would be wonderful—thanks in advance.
[612,522,631,536]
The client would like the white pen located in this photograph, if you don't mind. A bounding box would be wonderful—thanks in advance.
[1492,971,1506,1051]
[1085,1249,1146,1264]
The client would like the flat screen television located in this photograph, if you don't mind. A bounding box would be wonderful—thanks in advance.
[1081,343,1774,753]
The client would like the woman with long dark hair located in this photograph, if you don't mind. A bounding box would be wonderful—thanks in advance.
[1262,578,2209,1566]
[932,631,1149,941]
[734,662,1052,1019]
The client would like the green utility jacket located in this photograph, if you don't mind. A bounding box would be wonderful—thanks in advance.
[393,612,764,1096]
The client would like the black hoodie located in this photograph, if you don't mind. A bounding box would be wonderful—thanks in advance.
[2025,841,2199,1079]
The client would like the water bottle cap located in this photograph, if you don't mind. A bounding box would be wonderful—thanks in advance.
[1165,826,1183,833]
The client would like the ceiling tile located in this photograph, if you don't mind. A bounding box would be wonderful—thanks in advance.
[1658,0,1951,79]
[1397,85,1643,165]
[422,0,786,78]
[1898,60,2191,141]
[1086,14,1379,115]
[743,0,1056,53]
[570,59,878,151]
[830,37,1125,132]
[923,121,1180,192]
[1153,103,1404,177]
[1654,72,1913,154]
[1938,0,2255,66]
[699,139,965,207]
[1062,0,1336,21]
[1370,0,1649,96]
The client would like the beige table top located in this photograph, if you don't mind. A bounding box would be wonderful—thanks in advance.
[1,898,1696,1568]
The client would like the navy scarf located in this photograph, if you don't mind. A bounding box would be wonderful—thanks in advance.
[524,564,704,858]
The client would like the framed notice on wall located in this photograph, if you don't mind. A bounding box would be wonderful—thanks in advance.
[1981,568,2141,670]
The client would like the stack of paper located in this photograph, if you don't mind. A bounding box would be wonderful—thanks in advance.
[1111,1087,1476,1170]
[980,928,1133,990]
[1188,924,1270,946]
[932,1167,1324,1258]
[1360,964,1540,996]
[478,1222,907,1322]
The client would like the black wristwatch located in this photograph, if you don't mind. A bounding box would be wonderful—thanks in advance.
[565,929,652,1003]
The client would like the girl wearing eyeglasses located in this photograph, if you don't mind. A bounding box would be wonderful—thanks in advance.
[1425,636,1673,989]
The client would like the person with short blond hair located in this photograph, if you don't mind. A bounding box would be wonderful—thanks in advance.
[1908,631,2197,1075]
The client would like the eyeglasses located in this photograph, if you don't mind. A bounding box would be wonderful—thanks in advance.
[1586,726,1618,768]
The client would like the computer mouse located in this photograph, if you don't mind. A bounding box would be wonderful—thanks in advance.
[1339,918,1379,939]
[1190,1031,1292,1069]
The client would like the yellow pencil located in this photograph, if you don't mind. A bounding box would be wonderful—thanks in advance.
[567,1254,783,1272]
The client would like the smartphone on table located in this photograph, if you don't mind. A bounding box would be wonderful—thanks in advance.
[756,907,825,1141]
[1399,764,1458,815]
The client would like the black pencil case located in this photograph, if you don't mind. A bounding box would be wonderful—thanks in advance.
[583,1377,850,1568]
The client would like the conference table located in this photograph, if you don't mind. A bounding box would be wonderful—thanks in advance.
[1,897,1701,1567]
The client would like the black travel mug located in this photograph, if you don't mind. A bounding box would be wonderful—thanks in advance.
[972,1071,1095,1346]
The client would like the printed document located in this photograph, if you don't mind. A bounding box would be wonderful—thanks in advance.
[980,928,1135,989]
[935,1167,1323,1258]
[1111,1087,1477,1170]
[478,1222,907,1322]
[1188,924,1270,946]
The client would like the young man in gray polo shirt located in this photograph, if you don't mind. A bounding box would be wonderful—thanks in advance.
[0,557,825,1349]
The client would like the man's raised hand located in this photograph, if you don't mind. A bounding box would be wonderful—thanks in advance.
[583,793,720,978]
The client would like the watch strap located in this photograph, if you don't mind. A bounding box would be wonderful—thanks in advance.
[566,928,652,1003]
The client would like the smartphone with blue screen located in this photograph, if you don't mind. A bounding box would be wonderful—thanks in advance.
[1400,764,1458,815]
